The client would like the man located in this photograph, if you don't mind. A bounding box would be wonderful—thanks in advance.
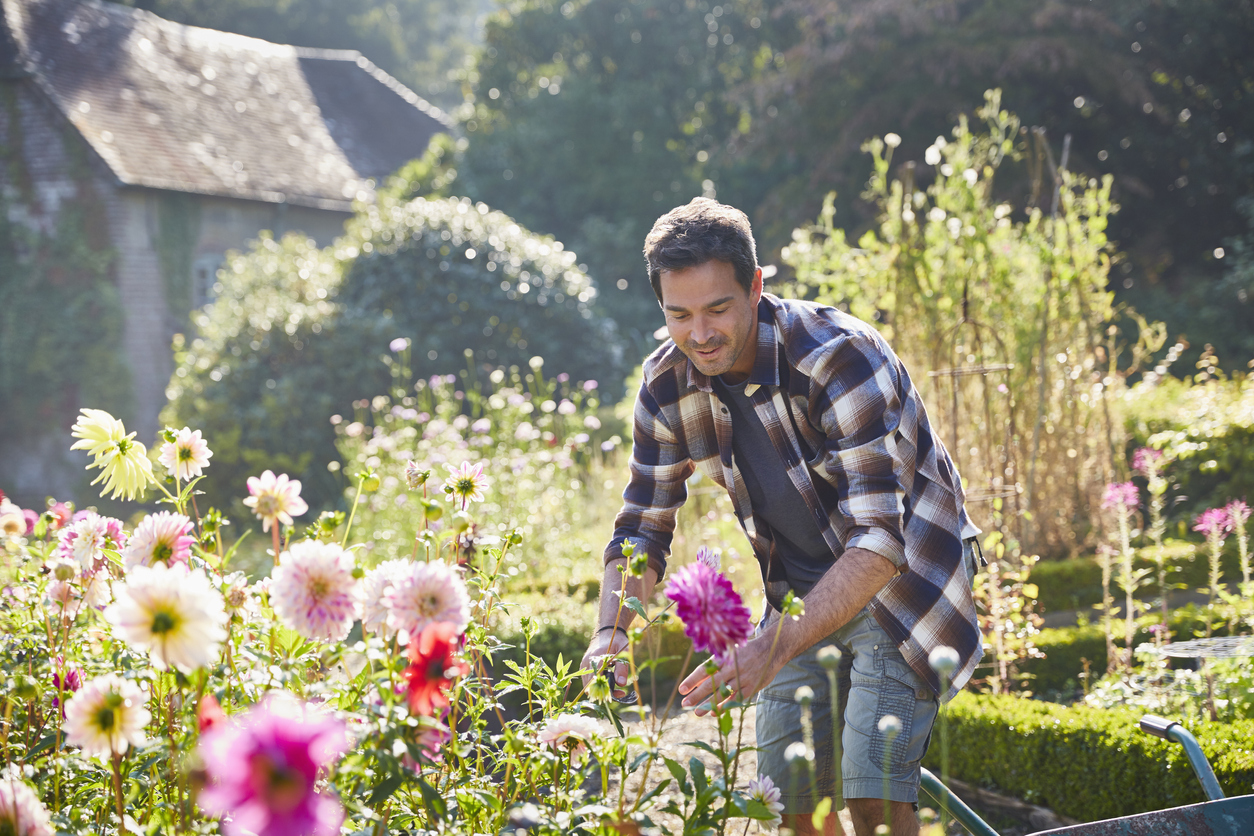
[580,198,982,836]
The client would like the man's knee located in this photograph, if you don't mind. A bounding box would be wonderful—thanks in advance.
[845,797,917,835]
[781,811,842,836]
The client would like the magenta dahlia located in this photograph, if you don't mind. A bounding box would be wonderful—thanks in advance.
[664,561,753,664]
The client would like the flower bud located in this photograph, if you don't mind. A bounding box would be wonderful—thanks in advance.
[794,685,814,707]
[784,741,813,764]
[877,714,902,739]
[51,559,77,581]
[628,551,648,578]
[816,645,842,670]
[361,473,381,493]
[928,645,960,677]
[450,510,472,534]
[422,499,443,522]
[404,461,430,489]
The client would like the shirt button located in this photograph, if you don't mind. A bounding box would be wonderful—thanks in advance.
[721,407,728,414]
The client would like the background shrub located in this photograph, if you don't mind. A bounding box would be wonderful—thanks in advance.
[926,692,1254,821]
[163,196,625,516]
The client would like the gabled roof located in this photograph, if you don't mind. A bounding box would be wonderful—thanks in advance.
[1,0,451,210]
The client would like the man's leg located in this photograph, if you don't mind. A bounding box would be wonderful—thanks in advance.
[782,811,843,836]
[834,609,938,836]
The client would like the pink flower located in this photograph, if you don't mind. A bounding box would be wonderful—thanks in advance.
[121,511,193,570]
[1102,482,1139,511]
[269,540,361,643]
[536,713,602,758]
[46,502,73,530]
[57,512,126,572]
[1194,507,1231,539]
[0,773,54,836]
[1131,447,1164,476]
[389,337,409,352]
[384,560,470,645]
[244,470,309,533]
[697,546,721,571]
[664,561,753,664]
[1227,500,1251,529]
[198,694,348,836]
[157,427,213,481]
[22,509,38,535]
[442,461,489,506]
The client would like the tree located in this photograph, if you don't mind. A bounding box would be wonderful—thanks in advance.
[742,0,1253,368]
[459,0,780,355]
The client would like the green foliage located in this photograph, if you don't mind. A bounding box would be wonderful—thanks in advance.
[460,0,778,351]
[926,692,1254,821]
[781,91,1139,557]
[1124,357,1254,522]
[163,196,623,517]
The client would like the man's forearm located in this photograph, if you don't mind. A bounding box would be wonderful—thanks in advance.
[762,546,897,662]
[596,558,659,631]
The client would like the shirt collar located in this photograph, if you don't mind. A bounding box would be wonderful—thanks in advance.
[684,295,780,394]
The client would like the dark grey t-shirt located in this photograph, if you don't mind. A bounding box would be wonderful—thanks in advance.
[716,376,835,594]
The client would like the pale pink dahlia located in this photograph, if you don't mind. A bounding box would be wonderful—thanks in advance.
[383,560,470,645]
[1131,447,1164,476]
[198,694,348,836]
[106,564,228,673]
[745,774,784,826]
[360,559,408,638]
[56,512,126,572]
[63,673,150,758]
[122,511,194,570]
[442,460,489,506]
[0,771,53,836]
[1102,481,1140,511]
[244,470,309,533]
[536,713,602,758]
[157,426,213,481]
[665,561,753,664]
[270,540,361,642]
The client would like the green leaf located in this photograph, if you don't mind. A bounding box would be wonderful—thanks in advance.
[416,777,447,821]
[623,596,649,620]
[366,772,404,806]
[812,797,832,830]
[718,711,733,737]
[689,756,708,794]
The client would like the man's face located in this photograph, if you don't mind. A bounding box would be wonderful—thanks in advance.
[659,260,762,382]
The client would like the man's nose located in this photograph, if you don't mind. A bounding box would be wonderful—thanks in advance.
[691,316,715,345]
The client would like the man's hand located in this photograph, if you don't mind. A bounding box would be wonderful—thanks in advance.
[580,628,631,700]
[677,624,787,716]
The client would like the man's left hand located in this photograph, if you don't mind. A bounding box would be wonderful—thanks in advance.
[677,626,788,716]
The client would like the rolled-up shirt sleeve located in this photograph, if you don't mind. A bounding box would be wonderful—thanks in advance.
[816,334,909,571]
[604,379,694,580]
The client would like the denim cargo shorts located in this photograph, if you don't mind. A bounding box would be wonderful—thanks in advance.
[754,605,940,813]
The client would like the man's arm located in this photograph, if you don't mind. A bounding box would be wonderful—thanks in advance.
[678,546,895,714]
[579,557,659,698]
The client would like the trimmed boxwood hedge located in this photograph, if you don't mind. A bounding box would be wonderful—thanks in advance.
[924,693,1254,822]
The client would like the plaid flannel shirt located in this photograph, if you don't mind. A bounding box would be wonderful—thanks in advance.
[606,293,982,698]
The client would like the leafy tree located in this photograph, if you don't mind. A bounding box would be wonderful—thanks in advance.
[163,195,622,515]
[459,0,781,354]
[743,0,1253,367]
[117,0,490,109]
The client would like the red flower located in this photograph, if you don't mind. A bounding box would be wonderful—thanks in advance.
[404,622,469,716]
[198,693,227,733]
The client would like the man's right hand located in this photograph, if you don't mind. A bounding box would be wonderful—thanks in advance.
[580,628,632,700]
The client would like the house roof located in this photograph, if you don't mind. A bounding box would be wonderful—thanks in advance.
[1,0,451,211]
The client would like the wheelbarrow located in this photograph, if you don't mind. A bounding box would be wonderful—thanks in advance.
[918,714,1254,835]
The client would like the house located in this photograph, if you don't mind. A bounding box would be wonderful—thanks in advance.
[0,0,449,503]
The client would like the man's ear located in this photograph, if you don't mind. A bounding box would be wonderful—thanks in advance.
[750,268,763,305]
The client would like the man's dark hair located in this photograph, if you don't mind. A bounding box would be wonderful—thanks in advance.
[644,197,758,304]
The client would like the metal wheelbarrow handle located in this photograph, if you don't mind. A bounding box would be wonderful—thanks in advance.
[1138,715,1225,801]
[918,767,1001,836]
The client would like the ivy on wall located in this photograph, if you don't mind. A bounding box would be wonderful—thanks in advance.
[0,84,132,441]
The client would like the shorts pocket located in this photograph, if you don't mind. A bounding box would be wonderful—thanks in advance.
[868,647,923,773]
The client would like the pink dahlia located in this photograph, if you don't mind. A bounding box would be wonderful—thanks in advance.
[696,545,721,571]
[1194,507,1232,539]
[442,460,489,507]
[157,426,213,481]
[122,511,194,570]
[1102,481,1140,511]
[384,560,470,645]
[536,713,602,759]
[244,470,309,533]
[664,561,753,664]
[0,772,53,836]
[360,559,408,638]
[198,694,348,836]
[56,512,126,572]
[270,540,361,642]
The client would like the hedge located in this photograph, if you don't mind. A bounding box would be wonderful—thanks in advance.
[924,692,1254,822]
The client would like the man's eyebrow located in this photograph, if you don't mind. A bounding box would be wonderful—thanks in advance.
[663,295,736,312]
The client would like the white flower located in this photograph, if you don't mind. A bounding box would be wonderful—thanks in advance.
[883,132,902,148]
[270,540,361,642]
[122,511,194,569]
[361,559,408,638]
[878,714,902,738]
[157,426,213,481]
[0,770,54,836]
[106,564,228,673]
[57,512,122,572]
[63,673,150,758]
[384,560,470,644]
[46,573,112,612]
[0,502,25,541]
[746,774,784,826]
[69,408,156,502]
[243,470,308,533]
[929,645,960,677]
[924,145,942,166]
[537,713,601,758]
